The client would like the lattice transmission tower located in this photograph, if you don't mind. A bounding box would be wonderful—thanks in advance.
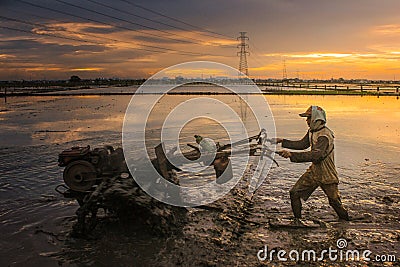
[237,32,249,77]
[282,59,287,81]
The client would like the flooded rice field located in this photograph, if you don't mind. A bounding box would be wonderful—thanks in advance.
[0,93,399,266]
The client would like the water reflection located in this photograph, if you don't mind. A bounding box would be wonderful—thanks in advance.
[0,92,399,266]
[267,95,400,148]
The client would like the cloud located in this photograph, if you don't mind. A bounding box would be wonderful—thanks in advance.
[373,24,400,35]
[1,0,400,80]
[81,25,124,34]
[70,67,103,71]
[288,53,352,58]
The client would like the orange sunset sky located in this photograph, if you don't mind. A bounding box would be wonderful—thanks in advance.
[0,0,399,80]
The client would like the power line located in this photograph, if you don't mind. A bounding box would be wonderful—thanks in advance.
[16,0,235,49]
[85,0,232,45]
[248,41,266,64]
[15,0,191,45]
[118,0,236,40]
[0,24,199,57]
[54,0,212,46]
[248,40,265,56]
[247,40,268,71]
[0,15,235,58]
[0,15,213,57]
[13,1,237,57]
[1,15,114,43]
[0,25,105,46]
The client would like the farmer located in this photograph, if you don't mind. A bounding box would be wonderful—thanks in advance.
[273,106,350,221]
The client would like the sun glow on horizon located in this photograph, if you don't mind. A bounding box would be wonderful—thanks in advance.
[1,3,400,81]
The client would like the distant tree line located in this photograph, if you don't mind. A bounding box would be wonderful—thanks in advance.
[1,76,398,89]
[0,76,146,89]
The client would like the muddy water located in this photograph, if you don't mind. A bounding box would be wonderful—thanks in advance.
[0,94,399,266]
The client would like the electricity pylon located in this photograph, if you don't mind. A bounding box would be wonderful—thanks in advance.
[237,32,249,77]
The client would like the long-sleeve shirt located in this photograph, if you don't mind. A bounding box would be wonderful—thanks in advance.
[282,126,339,184]
[282,131,330,163]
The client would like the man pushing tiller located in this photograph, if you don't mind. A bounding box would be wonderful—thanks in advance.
[273,106,350,222]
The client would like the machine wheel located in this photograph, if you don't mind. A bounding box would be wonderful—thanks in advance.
[63,160,97,192]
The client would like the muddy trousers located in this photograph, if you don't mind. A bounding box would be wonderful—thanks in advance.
[289,171,349,220]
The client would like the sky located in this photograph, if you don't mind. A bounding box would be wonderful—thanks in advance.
[0,0,400,80]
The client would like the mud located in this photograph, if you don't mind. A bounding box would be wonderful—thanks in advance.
[151,161,400,266]
[0,94,399,266]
